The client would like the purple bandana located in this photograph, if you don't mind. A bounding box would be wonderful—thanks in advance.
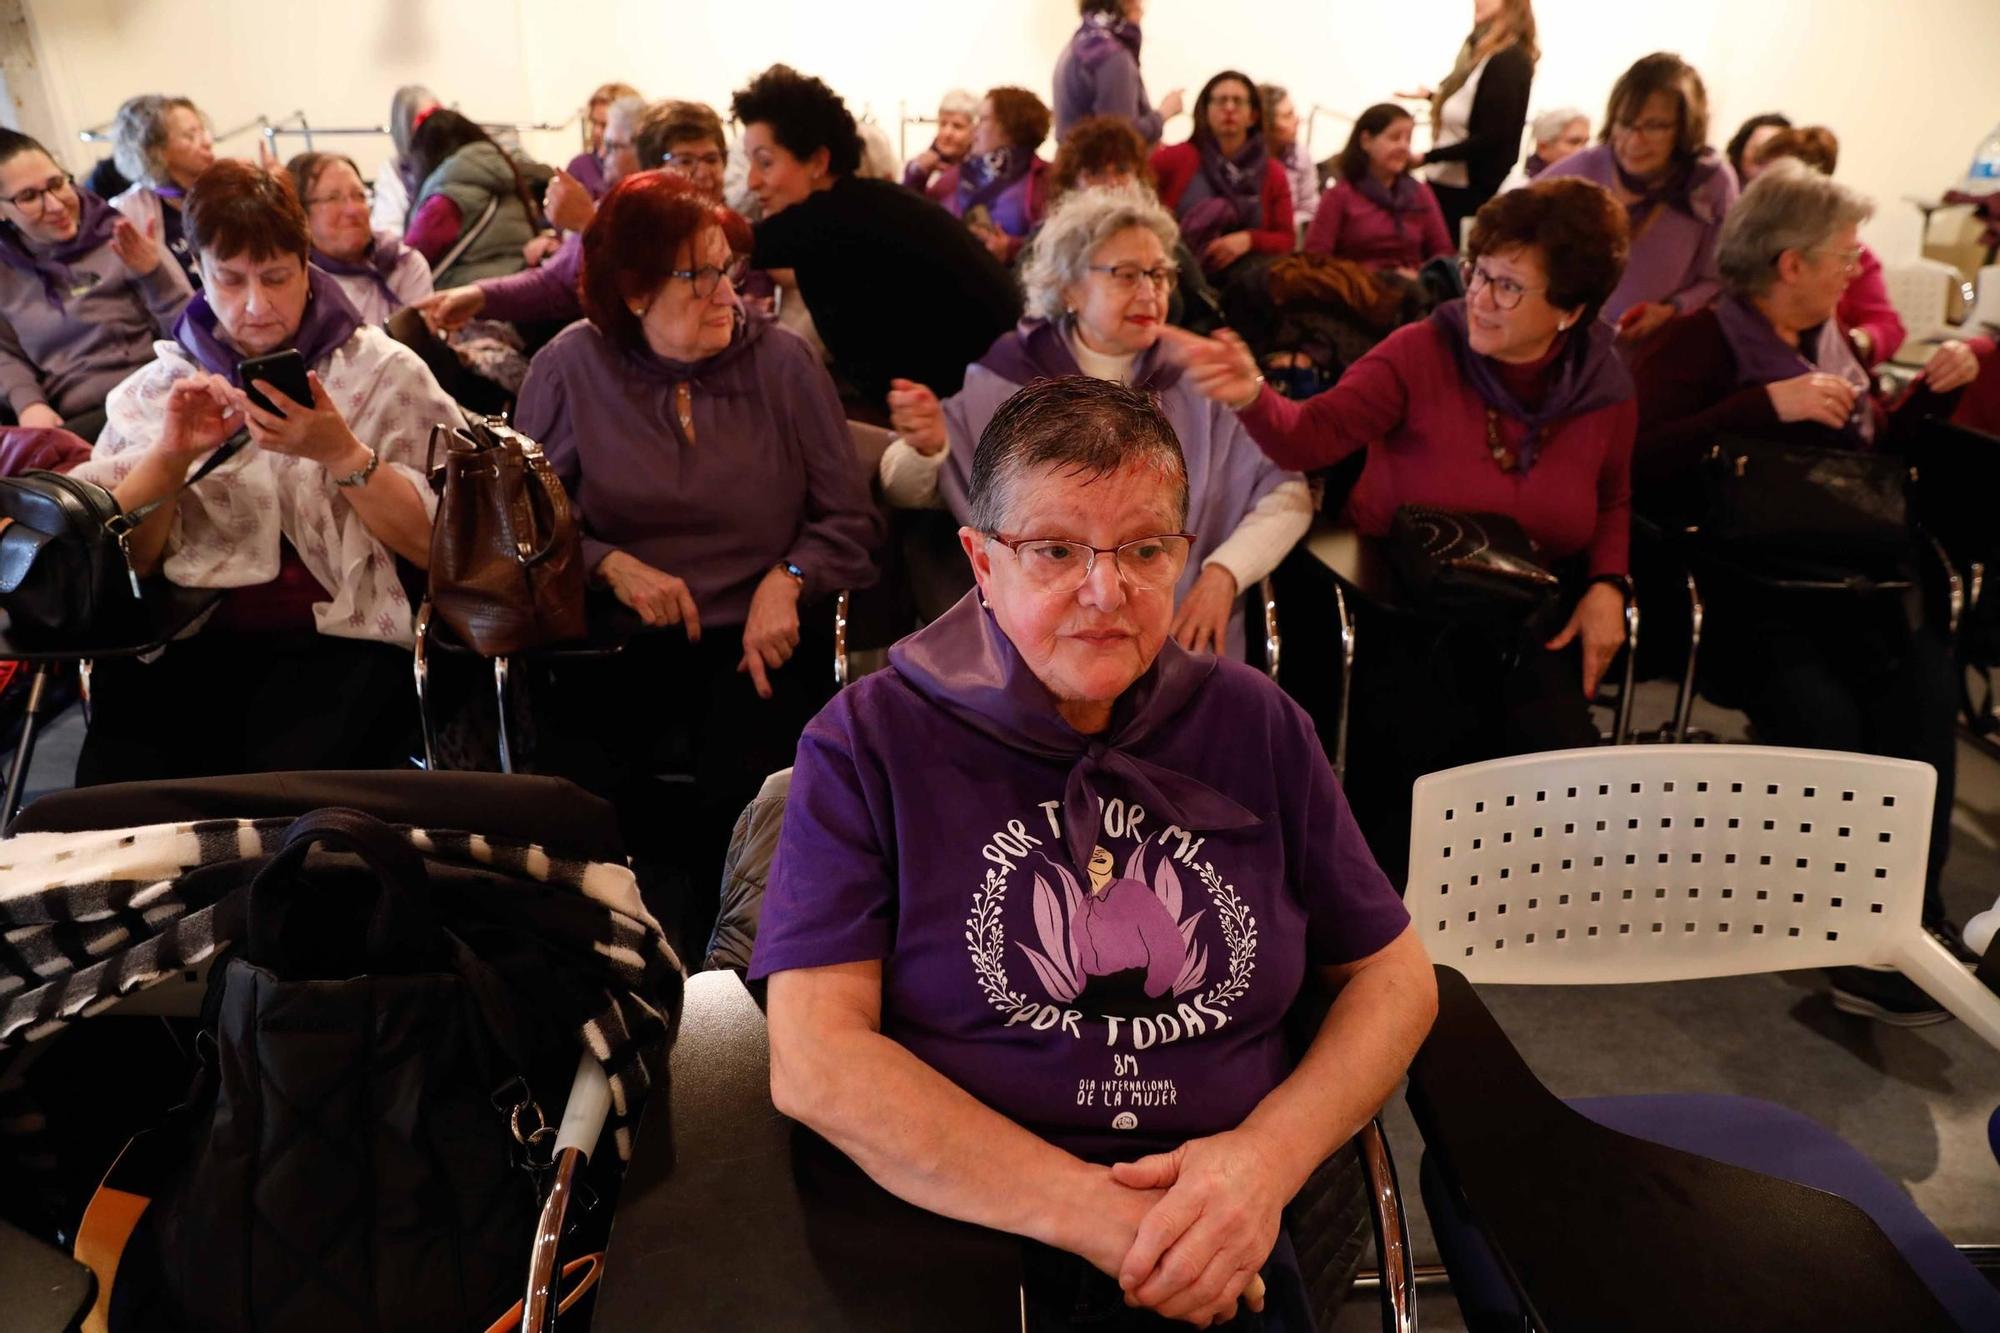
[957,147,1036,217]
[889,591,1260,876]
[1615,147,1730,225]
[173,264,365,384]
[1429,298,1635,470]
[1073,11,1142,67]
[0,187,122,309]
[975,316,1183,393]
[1713,292,1874,444]
[309,232,413,313]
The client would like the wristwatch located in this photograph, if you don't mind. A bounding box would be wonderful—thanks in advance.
[776,560,806,588]
[333,445,379,489]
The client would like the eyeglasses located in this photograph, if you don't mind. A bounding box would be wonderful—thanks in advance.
[1614,118,1679,139]
[1808,244,1864,272]
[984,531,1194,593]
[665,258,747,300]
[1460,260,1545,311]
[2,173,75,213]
[1088,262,1178,294]
[603,137,633,154]
[305,188,371,210]
[666,149,726,172]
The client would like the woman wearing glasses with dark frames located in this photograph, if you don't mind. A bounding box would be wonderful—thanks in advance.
[1539,51,1738,344]
[882,182,1308,661]
[755,376,1434,1333]
[1166,177,1636,886]
[514,169,880,952]
[0,129,190,442]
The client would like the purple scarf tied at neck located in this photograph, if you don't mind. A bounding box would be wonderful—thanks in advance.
[309,232,414,313]
[1195,131,1268,233]
[976,316,1183,392]
[0,187,122,310]
[1713,292,1874,444]
[173,265,365,386]
[1073,10,1143,66]
[890,591,1260,877]
[957,147,1036,216]
[1524,151,1550,179]
[1429,298,1635,471]
[1614,147,1729,225]
[1355,172,1427,240]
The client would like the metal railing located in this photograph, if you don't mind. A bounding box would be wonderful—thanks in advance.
[78,107,585,159]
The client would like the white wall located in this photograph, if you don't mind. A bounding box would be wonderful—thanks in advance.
[20,0,2000,261]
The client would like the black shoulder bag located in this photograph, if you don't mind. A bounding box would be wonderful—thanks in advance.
[1387,505,1562,625]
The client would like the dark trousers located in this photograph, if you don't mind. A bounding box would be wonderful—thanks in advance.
[1710,594,1958,924]
[1022,1231,1312,1332]
[75,630,416,787]
[537,609,835,953]
[1344,606,1600,888]
[1429,183,1486,244]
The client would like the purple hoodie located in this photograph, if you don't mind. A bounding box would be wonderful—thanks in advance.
[514,311,881,625]
[750,590,1409,1161]
[1053,15,1164,145]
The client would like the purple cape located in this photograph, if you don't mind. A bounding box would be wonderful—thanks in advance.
[1713,293,1873,444]
[309,233,413,312]
[173,265,365,384]
[1428,299,1634,470]
[889,591,1260,876]
[0,188,122,309]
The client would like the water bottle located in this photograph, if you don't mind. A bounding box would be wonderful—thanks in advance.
[1965,121,2000,195]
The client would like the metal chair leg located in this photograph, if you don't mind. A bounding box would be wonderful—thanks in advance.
[1612,597,1640,745]
[1358,1117,1417,1333]
[834,589,850,689]
[1,663,53,835]
[493,655,514,775]
[413,601,438,771]
[1333,583,1355,784]
[1672,571,1704,744]
[78,658,93,728]
[1260,576,1281,683]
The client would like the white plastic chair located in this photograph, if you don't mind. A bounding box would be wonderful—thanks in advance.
[1883,258,1966,350]
[1406,745,1999,1045]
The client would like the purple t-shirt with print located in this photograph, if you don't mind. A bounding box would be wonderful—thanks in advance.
[749,652,1409,1162]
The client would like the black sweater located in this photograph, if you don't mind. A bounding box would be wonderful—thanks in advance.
[1424,43,1535,203]
[752,175,1022,404]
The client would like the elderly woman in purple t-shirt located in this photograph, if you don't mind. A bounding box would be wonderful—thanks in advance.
[752,376,1435,1331]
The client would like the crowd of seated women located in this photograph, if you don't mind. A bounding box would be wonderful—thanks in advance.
[3,8,2000,1322]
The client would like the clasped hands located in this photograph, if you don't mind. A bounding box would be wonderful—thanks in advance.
[1075,1128,1289,1327]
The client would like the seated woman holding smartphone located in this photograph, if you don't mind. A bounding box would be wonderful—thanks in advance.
[70,160,460,784]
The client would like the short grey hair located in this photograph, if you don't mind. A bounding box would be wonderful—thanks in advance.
[938,89,978,119]
[605,94,647,137]
[966,377,1189,534]
[1018,180,1180,323]
[111,94,202,185]
[1717,158,1874,298]
[1531,107,1587,145]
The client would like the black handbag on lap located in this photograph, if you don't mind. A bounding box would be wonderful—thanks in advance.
[0,435,245,638]
[1387,505,1561,623]
[1699,434,1913,580]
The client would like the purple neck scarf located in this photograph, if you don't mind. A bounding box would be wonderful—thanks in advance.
[1074,11,1142,66]
[957,147,1036,216]
[1194,131,1268,233]
[1614,147,1729,225]
[1524,151,1550,179]
[0,188,122,309]
[1713,293,1874,444]
[890,591,1259,875]
[173,264,365,384]
[976,317,1183,393]
[1429,299,1635,470]
[1355,172,1426,242]
[309,232,411,313]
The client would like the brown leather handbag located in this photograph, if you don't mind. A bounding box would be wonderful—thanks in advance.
[426,418,587,655]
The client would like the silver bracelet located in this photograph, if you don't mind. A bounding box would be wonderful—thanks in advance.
[1231,374,1267,412]
[333,445,380,489]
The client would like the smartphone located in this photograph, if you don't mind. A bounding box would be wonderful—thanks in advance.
[238,349,312,417]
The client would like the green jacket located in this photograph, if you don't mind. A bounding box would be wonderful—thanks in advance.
[411,141,539,288]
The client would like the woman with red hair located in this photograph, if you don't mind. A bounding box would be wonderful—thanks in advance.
[515,169,880,946]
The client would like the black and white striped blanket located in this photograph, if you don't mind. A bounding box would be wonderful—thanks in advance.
[0,818,684,1162]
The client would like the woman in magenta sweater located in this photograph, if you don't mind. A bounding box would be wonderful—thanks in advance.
[1167,178,1633,881]
[1149,72,1294,278]
[1304,103,1456,275]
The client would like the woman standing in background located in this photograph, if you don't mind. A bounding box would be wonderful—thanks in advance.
[1406,0,1537,239]
[1053,0,1183,146]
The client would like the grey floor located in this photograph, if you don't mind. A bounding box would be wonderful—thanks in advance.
[16,682,2000,1332]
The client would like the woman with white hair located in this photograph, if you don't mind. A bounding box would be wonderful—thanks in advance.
[108,94,215,289]
[881,182,1310,657]
[1496,107,1589,193]
[1632,158,1990,1024]
[904,89,979,199]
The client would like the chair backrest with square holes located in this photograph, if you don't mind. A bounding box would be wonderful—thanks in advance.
[1406,747,1937,984]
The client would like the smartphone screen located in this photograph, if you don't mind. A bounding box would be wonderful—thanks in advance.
[238,349,312,417]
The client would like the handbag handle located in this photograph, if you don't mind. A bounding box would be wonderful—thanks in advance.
[512,448,569,569]
[246,807,438,977]
[106,429,250,535]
